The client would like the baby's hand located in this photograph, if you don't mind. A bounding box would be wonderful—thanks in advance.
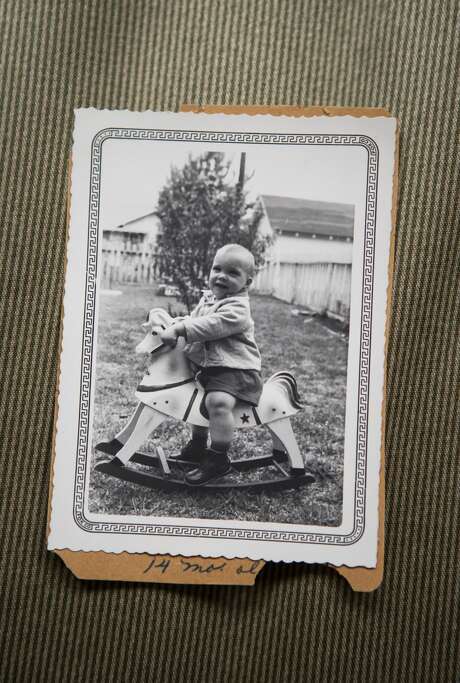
[160,326,179,347]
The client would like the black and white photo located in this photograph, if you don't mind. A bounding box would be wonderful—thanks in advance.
[49,109,397,566]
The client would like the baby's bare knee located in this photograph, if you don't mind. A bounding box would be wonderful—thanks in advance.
[205,392,235,416]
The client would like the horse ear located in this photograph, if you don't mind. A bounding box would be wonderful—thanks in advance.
[143,307,174,330]
[156,310,173,326]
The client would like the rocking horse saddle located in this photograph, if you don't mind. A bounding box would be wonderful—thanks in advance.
[135,370,303,429]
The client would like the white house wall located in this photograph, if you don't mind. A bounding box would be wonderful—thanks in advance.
[132,213,160,242]
[259,213,353,264]
[272,233,353,264]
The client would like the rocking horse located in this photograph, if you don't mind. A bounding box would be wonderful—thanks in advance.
[95,309,314,492]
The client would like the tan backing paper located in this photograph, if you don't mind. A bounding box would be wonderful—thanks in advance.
[49,105,398,590]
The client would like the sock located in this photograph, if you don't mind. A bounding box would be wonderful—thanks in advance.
[191,432,208,447]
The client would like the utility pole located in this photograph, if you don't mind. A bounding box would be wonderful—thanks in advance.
[237,152,246,193]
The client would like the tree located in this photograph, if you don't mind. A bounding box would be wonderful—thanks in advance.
[155,152,270,310]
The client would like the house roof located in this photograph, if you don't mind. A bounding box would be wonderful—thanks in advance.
[261,195,354,239]
[105,211,158,235]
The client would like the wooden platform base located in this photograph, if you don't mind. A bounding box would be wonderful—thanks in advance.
[95,449,314,493]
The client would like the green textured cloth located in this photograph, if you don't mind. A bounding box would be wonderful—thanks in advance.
[1,1,459,681]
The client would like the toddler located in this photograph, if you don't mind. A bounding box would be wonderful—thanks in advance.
[160,244,262,485]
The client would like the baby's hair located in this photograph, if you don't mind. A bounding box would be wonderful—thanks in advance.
[216,243,255,278]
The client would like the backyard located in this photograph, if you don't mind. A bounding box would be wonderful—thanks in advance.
[89,285,348,526]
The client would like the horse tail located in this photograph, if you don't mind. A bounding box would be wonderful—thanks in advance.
[268,371,303,410]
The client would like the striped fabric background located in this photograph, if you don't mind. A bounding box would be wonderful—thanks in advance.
[1,1,459,680]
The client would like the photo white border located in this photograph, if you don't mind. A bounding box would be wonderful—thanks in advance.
[49,110,396,566]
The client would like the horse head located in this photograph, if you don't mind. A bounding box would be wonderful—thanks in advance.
[135,307,193,387]
[135,308,175,354]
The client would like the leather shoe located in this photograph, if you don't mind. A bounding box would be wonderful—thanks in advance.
[170,440,205,464]
[185,449,231,486]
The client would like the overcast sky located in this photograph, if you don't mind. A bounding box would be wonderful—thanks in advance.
[99,138,368,230]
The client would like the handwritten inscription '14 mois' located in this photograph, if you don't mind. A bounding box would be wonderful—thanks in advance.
[143,557,262,576]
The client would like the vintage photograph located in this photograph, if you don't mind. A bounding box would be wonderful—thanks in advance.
[49,109,395,565]
[90,140,356,527]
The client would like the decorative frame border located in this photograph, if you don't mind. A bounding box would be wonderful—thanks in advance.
[73,127,378,546]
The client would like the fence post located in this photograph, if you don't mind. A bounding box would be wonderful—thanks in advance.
[325,262,333,314]
[294,263,300,304]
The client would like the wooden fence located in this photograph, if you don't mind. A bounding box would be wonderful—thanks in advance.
[100,249,157,287]
[253,261,352,321]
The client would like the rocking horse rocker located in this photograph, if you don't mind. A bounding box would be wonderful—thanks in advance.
[96,309,314,493]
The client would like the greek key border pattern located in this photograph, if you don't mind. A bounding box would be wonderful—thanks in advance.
[73,128,378,546]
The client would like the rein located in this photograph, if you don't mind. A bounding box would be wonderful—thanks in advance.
[136,377,195,392]
[149,342,166,356]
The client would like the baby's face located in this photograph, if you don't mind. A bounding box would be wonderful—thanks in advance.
[209,251,252,299]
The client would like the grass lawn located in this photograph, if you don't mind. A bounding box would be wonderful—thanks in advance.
[89,285,347,526]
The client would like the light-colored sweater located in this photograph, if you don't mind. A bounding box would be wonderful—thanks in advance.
[182,290,261,371]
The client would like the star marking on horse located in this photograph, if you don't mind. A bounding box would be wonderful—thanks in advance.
[241,413,250,424]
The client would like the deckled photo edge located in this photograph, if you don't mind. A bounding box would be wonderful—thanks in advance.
[48,115,398,564]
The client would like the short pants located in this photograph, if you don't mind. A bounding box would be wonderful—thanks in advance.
[192,365,263,415]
